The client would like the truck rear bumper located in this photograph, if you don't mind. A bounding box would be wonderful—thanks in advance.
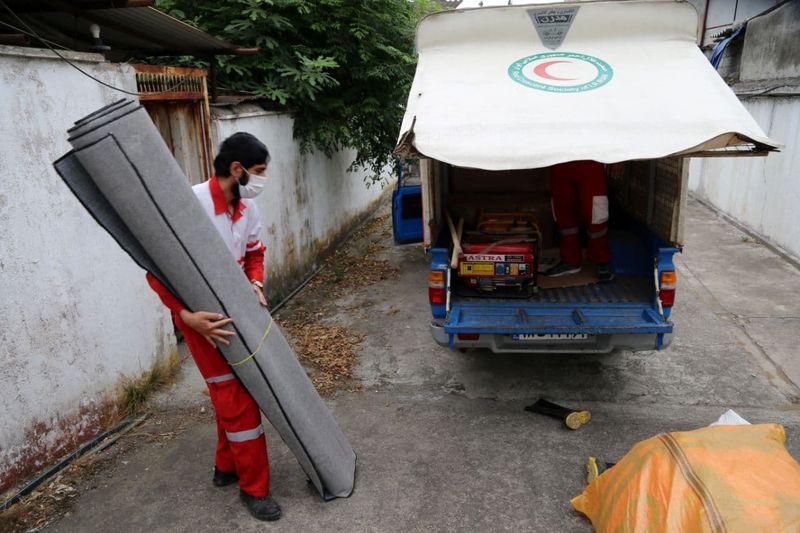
[431,321,672,353]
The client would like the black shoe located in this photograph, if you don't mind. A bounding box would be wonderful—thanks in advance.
[212,467,238,487]
[596,263,614,282]
[543,262,581,277]
[240,490,282,521]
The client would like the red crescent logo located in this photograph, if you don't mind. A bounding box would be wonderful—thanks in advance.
[533,60,577,81]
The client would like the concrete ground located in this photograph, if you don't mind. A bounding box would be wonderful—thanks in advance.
[48,199,800,532]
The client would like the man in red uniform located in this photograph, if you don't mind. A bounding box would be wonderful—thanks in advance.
[544,160,613,281]
[146,132,281,521]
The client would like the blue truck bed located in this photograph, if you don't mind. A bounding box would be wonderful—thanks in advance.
[427,231,678,353]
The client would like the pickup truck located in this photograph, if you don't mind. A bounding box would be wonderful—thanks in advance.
[391,0,778,353]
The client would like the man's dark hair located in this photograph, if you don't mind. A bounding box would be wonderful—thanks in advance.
[213,132,271,177]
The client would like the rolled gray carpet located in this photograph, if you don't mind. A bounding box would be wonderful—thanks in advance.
[54,100,356,500]
[54,153,176,297]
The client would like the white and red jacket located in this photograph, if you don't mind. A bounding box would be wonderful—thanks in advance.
[147,176,266,315]
[193,175,266,280]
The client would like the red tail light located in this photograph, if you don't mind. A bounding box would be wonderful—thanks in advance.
[457,333,480,341]
[429,287,445,304]
[429,271,446,304]
[660,271,677,307]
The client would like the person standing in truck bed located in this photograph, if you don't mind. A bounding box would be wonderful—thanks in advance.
[544,160,613,282]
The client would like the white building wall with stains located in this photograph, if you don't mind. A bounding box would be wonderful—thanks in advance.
[688,96,800,262]
[688,1,800,263]
[0,46,175,492]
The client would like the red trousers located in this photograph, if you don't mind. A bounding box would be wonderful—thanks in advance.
[174,313,270,497]
[550,161,611,266]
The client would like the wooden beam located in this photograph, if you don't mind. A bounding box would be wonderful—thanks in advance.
[687,150,773,158]
[132,63,207,77]
[138,92,204,102]
[445,210,464,269]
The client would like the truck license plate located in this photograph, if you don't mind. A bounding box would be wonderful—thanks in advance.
[511,333,590,341]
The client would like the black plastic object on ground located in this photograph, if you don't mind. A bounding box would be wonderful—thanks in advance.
[53,99,356,501]
[525,398,591,430]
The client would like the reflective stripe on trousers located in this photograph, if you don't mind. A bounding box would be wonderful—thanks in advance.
[173,313,270,497]
[560,226,580,236]
[226,425,265,443]
[206,373,236,384]
[588,227,608,239]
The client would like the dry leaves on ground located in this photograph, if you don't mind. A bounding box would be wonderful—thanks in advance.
[279,323,365,396]
[307,253,399,298]
[0,464,89,533]
[353,212,392,241]
[275,212,398,395]
[304,213,399,297]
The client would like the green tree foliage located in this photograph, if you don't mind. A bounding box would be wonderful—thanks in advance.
[155,0,439,180]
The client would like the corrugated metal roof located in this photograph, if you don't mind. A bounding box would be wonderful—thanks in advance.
[0,4,244,59]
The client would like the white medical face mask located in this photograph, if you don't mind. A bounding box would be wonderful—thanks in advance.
[238,169,268,199]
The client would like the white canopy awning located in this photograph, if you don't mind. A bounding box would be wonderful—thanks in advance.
[395,0,780,170]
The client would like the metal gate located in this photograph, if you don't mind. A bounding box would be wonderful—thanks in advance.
[134,64,214,185]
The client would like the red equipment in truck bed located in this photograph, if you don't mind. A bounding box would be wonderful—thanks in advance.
[458,240,538,291]
[455,212,541,292]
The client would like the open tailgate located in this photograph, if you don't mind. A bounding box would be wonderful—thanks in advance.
[444,301,673,336]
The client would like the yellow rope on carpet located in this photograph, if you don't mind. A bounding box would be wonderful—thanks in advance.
[230,317,274,366]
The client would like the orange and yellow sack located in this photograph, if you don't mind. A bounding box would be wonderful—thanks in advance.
[572,424,800,532]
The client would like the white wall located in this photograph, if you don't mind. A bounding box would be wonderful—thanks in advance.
[0,46,174,491]
[212,108,391,298]
[688,96,800,262]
